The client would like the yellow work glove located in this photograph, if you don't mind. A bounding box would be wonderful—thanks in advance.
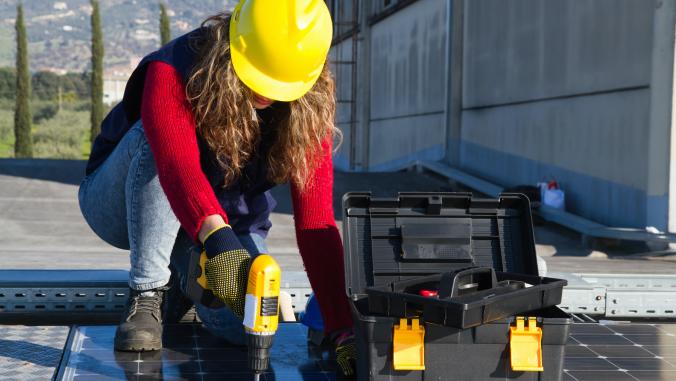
[202,225,251,317]
[332,329,357,377]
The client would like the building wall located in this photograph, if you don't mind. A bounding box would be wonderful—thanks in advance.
[461,89,651,227]
[367,0,448,170]
[457,0,661,229]
[329,37,355,170]
[330,0,449,171]
[329,0,675,230]
[462,0,653,107]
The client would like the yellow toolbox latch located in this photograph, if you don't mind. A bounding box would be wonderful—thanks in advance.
[393,318,425,371]
[510,316,544,372]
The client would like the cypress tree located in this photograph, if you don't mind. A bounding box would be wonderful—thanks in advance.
[14,4,32,158]
[90,0,104,143]
[160,3,171,45]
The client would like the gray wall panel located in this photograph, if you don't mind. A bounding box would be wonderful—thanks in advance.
[369,0,448,119]
[461,89,650,190]
[459,138,649,228]
[334,122,351,171]
[330,38,356,170]
[369,113,446,168]
[330,39,356,125]
[463,0,654,108]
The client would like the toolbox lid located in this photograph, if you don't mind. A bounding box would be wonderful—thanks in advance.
[342,192,539,296]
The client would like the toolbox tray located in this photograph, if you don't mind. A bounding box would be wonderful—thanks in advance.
[366,266,567,328]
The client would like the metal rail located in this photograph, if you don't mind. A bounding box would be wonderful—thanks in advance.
[556,272,676,318]
[3,270,675,321]
[0,270,314,324]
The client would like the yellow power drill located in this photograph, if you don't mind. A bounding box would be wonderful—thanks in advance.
[243,255,281,375]
[186,249,281,376]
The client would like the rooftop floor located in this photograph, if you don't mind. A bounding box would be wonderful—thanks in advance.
[1,159,674,274]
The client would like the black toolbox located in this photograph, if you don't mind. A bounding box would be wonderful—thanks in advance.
[342,192,571,381]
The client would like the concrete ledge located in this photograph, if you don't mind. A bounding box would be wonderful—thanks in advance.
[413,160,503,197]
[413,160,676,244]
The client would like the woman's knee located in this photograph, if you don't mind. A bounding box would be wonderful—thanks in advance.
[77,122,151,250]
[78,183,131,250]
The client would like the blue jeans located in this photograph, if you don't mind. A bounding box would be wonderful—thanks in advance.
[78,121,267,344]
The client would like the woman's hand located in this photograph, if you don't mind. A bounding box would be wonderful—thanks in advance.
[201,224,251,317]
[199,215,228,243]
[333,330,357,377]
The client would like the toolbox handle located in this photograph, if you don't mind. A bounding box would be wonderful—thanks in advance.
[438,267,498,298]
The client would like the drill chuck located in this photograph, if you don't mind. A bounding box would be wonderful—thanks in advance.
[247,332,275,372]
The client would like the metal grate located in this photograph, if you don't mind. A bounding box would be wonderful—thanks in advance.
[0,326,70,381]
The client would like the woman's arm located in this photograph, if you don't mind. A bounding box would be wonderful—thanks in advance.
[143,62,253,314]
[290,137,353,333]
[141,61,227,242]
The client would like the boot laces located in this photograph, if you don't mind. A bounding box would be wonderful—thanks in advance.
[127,292,162,322]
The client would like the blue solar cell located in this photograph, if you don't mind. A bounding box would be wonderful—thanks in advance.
[55,322,676,381]
[59,324,337,381]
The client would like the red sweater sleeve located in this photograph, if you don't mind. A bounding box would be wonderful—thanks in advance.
[141,61,228,241]
[290,138,353,332]
[290,138,338,230]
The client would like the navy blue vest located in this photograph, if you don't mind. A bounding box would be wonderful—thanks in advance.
[86,28,278,237]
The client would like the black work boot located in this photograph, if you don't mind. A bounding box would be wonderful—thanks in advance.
[114,287,166,352]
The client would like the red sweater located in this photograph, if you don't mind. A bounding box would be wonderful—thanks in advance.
[141,61,352,332]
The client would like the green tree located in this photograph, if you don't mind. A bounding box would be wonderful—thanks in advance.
[160,3,171,45]
[32,71,60,100]
[0,68,16,100]
[14,4,32,158]
[62,72,90,99]
[90,0,104,143]
[3,69,90,102]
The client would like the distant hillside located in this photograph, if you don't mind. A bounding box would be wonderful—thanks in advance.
[0,0,236,74]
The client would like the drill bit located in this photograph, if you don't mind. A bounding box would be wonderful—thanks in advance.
[253,372,261,381]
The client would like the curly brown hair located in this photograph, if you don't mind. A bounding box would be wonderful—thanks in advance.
[185,13,339,189]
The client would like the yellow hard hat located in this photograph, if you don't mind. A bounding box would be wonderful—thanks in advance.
[229,0,333,102]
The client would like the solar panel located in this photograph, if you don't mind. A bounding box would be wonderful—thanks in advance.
[55,322,676,380]
[57,324,338,381]
[564,323,676,381]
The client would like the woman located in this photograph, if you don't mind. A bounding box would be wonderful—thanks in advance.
[78,0,355,375]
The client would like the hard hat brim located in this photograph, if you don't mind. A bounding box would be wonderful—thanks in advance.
[230,43,323,103]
